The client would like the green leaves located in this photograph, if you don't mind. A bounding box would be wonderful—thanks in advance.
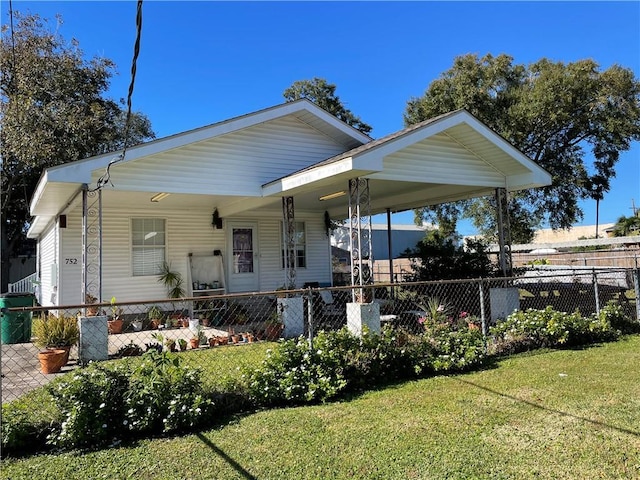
[283,77,372,134]
[407,53,640,235]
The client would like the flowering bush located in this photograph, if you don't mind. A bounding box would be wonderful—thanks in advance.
[245,334,348,406]
[46,351,213,449]
[124,351,213,433]
[47,363,129,448]
[489,304,622,355]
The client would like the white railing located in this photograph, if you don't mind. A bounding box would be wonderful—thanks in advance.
[8,272,38,293]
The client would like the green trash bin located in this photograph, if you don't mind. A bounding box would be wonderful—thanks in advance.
[0,293,35,344]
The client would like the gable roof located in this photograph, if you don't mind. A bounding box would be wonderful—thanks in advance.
[262,109,551,212]
[28,99,372,235]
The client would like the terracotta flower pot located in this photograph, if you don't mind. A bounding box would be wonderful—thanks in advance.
[265,323,283,341]
[189,338,200,349]
[108,318,124,334]
[38,349,67,374]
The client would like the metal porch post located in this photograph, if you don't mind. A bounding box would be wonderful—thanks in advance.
[495,187,513,279]
[282,196,296,289]
[348,178,374,302]
[82,184,103,303]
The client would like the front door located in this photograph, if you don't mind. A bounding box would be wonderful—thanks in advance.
[227,223,259,292]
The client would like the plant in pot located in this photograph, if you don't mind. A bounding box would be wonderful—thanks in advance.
[107,296,124,334]
[147,305,163,329]
[189,326,203,349]
[131,316,144,332]
[84,293,100,317]
[157,261,186,318]
[264,312,284,341]
[32,313,80,373]
[177,338,188,351]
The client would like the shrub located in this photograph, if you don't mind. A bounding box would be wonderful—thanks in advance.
[599,300,640,334]
[124,351,214,433]
[245,336,347,406]
[45,351,215,449]
[47,363,129,449]
[489,305,622,355]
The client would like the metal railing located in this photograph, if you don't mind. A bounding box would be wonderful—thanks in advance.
[1,267,638,405]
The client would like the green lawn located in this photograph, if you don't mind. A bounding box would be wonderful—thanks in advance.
[3,335,639,479]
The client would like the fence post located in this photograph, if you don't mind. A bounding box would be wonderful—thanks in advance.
[478,279,487,334]
[307,286,314,348]
[633,267,640,323]
[593,269,600,315]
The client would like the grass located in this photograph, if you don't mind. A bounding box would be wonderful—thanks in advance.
[3,335,639,479]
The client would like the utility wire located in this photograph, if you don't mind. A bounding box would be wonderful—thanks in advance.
[93,0,143,191]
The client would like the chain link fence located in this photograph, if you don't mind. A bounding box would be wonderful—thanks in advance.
[2,267,638,405]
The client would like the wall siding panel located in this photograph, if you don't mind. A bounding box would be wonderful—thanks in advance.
[102,117,346,195]
[38,222,58,307]
[55,206,332,305]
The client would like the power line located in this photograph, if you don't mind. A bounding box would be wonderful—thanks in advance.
[93,0,143,191]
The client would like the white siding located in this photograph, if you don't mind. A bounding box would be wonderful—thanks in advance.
[38,221,58,307]
[54,206,332,306]
[59,211,83,305]
[102,117,347,195]
[256,214,332,291]
[370,132,506,186]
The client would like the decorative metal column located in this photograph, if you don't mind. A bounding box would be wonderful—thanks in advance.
[282,196,296,290]
[495,187,513,278]
[349,178,374,302]
[82,185,103,303]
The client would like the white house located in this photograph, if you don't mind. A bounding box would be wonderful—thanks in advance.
[27,99,552,307]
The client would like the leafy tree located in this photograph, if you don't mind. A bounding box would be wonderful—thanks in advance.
[611,214,640,237]
[1,13,155,291]
[283,77,372,134]
[401,229,498,282]
[405,54,640,241]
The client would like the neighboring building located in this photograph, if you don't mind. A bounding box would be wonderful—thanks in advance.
[26,100,551,307]
[533,223,616,243]
[331,223,429,261]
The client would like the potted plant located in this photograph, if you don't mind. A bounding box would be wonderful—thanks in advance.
[158,261,186,298]
[131,317,144,332]
[32,313,80,369]
[177,338,188,351]
[85,293,100,317]
[264,312,284,341]
[107,297,124,334]
[147,305,163,329]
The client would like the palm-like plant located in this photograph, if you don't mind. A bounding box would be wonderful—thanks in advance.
[612,215,640,237]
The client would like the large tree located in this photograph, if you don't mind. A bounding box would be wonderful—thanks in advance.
[1,13,154,291]
[405,53,640,243]
[283,77,372,134]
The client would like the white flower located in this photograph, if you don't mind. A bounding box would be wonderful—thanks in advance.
[99,402,106,409]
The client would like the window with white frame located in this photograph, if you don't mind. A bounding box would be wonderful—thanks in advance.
[132,218,166,276]
[281,221,306,268]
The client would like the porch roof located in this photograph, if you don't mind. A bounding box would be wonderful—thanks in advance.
[262,110,551,218]
[27,104,551,238]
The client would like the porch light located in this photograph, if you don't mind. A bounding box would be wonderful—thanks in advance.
[319,191,346,201]
[150,192,170,202]
[212,208,223,229]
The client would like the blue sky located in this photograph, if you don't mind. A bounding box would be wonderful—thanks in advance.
[4,1,640,235]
